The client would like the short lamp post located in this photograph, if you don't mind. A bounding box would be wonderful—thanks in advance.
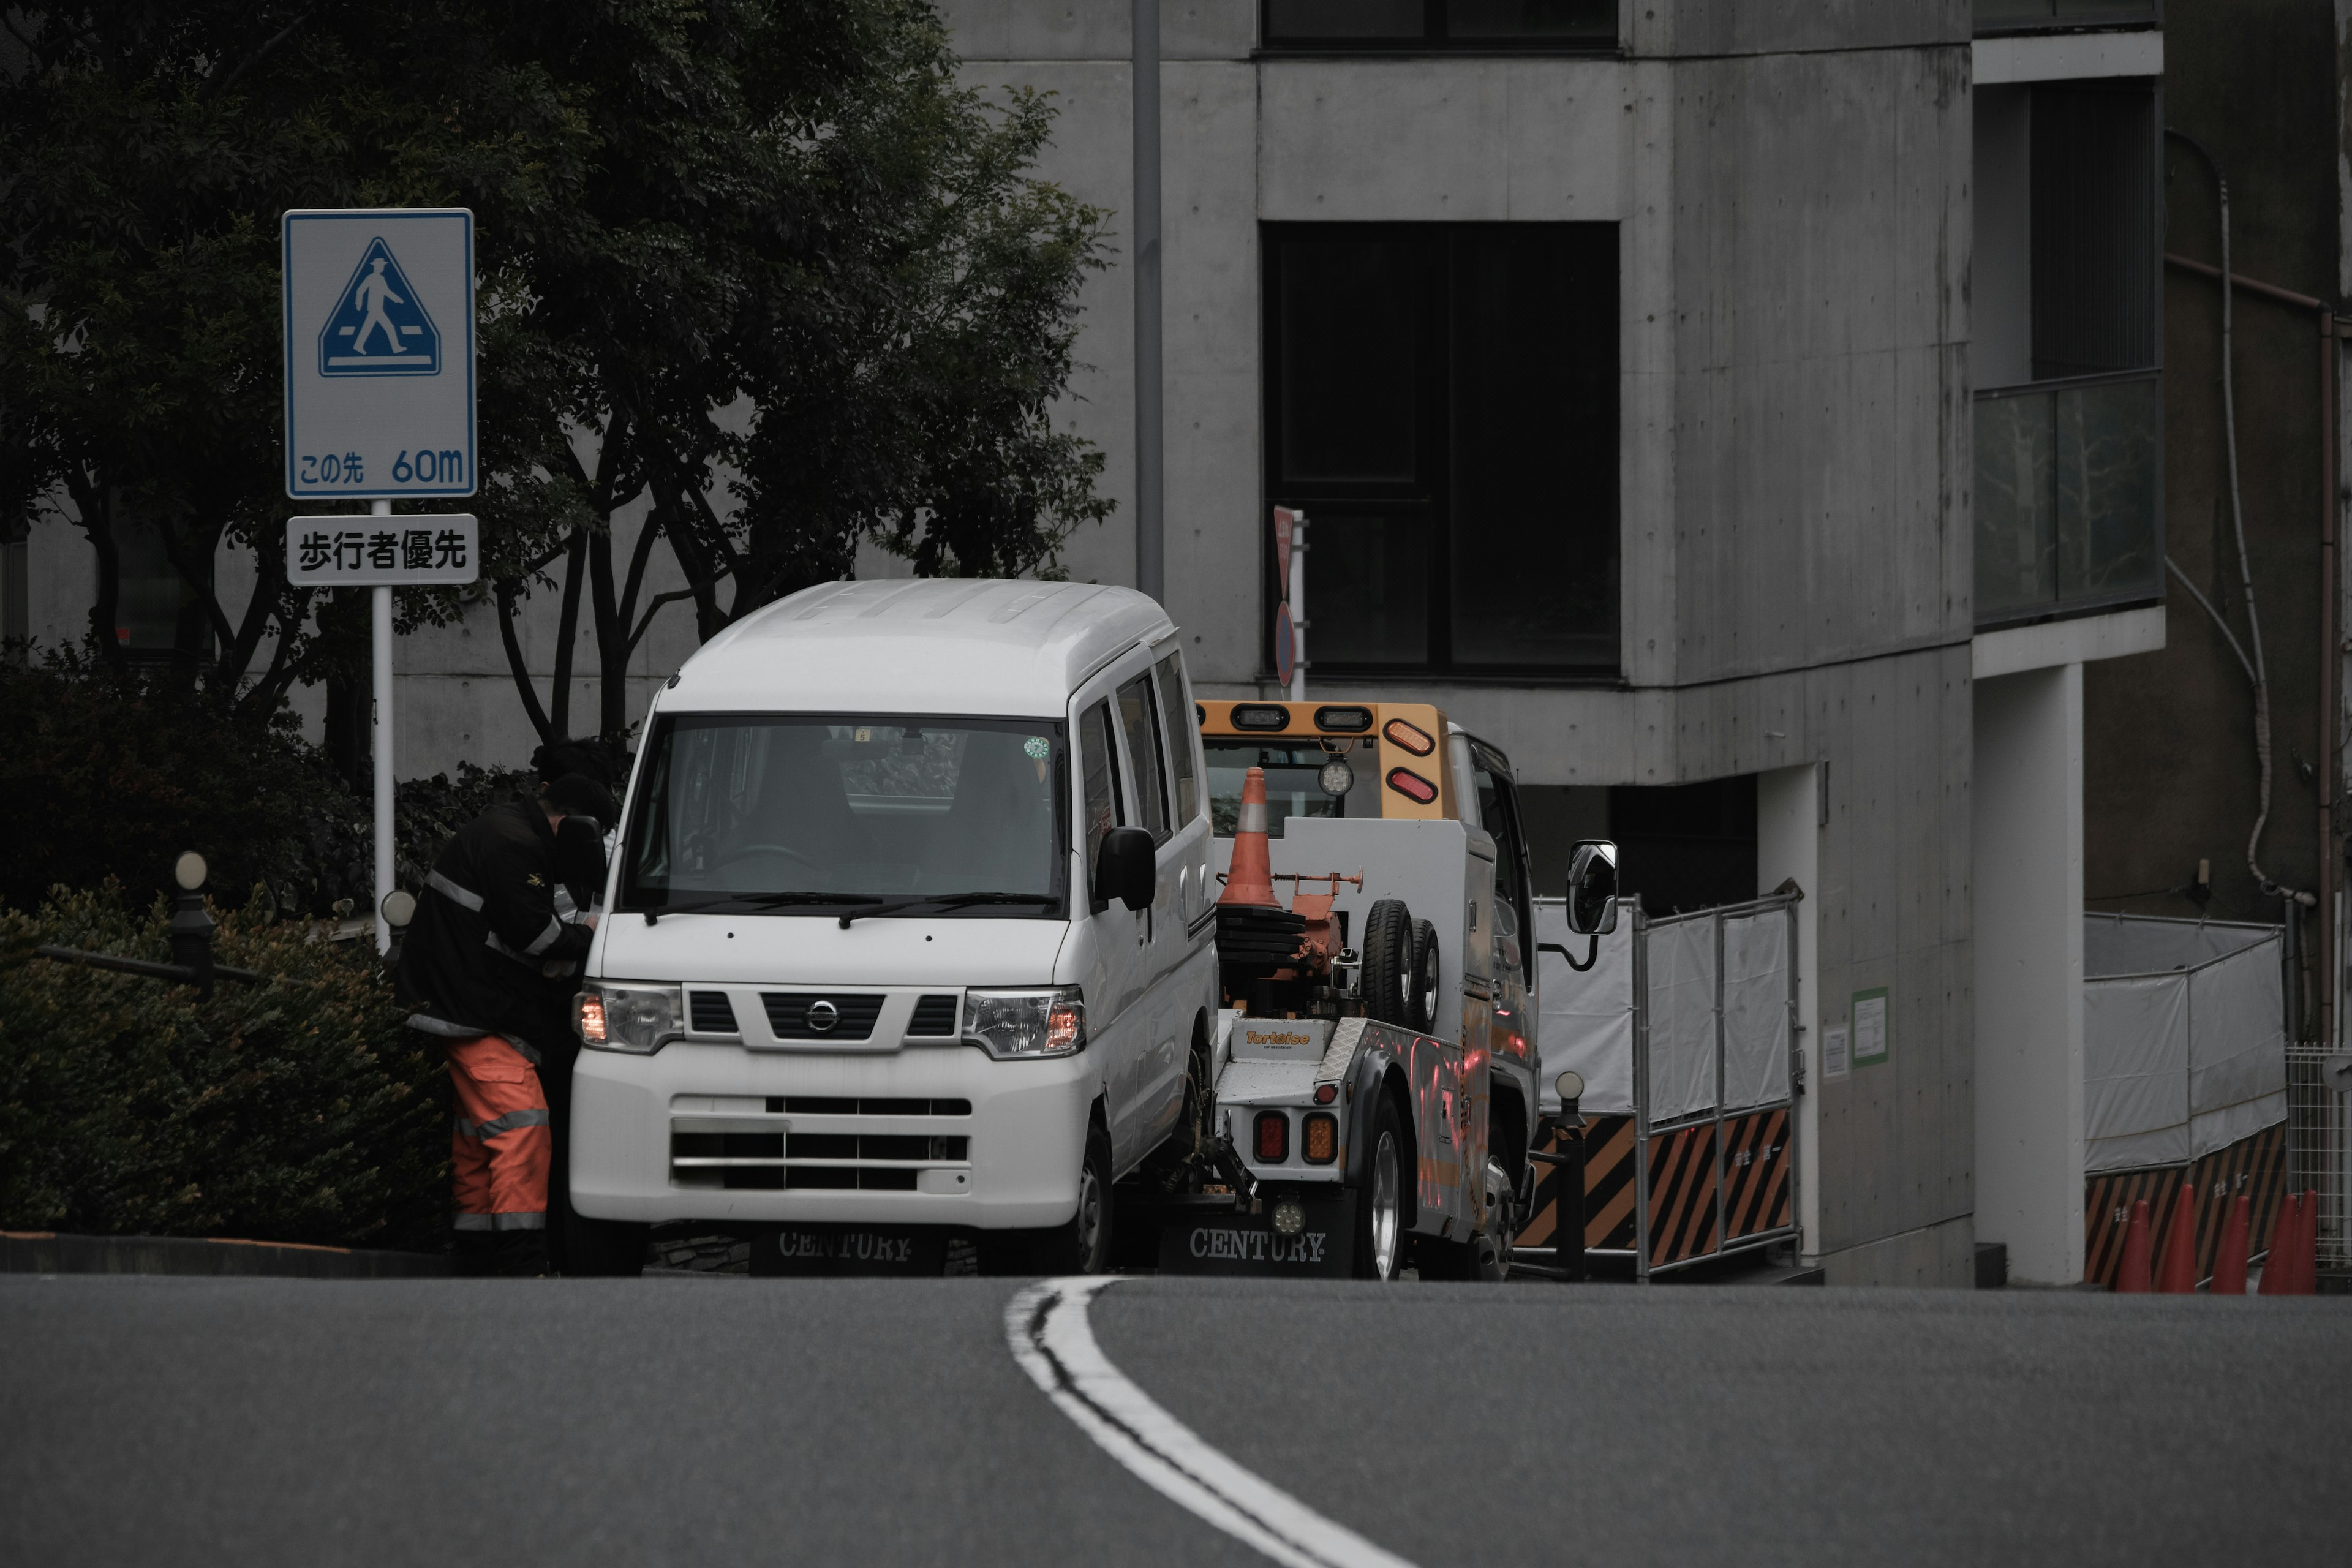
[168,851,216,1000]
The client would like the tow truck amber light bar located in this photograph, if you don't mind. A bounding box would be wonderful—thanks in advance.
[1381,717,1435,756]
[1231,704,1291,731]
[1313,705,1373,733]
[1303,1112,1337,1164]
[1254,1111,1289,1163]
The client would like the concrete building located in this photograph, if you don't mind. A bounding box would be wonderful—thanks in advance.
[4,0,2191,1284]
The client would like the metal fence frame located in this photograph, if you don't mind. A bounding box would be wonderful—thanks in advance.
[2286,1042,2350,1269]
[1542,894,1803,1280]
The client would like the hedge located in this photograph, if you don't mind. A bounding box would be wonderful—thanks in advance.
[0,883,450,1251]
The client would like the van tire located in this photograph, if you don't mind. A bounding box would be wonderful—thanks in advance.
[1019,1121,1114,1275]
[561,1212,647,1277]
[1361,899,1415,1028]
[1409,919,1441,1035]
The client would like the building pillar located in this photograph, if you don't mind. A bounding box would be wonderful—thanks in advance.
[1972,662,2085,1284]
[1757,761,1822,1259]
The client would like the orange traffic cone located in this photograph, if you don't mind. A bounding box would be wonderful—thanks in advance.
[2155,1182,2198,1294]
[2258,1191,2314,1296]
[2210,1193,2250,1295]
[1218,765,1283,910]
[2114,1198,2154,1292]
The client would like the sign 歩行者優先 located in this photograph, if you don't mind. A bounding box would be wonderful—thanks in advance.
[1850,987,1890,1069]
[283,208,475,500]
[286,514,478,586]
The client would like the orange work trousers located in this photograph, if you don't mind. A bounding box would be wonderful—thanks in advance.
[447,1035,551,1232]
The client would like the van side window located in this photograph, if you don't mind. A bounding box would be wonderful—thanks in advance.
[1116,672,1171,843]
[1153,651,1199,824]
[1079,700,1123,908]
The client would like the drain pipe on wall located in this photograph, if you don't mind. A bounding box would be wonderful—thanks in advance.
[2163,128,2325,1043]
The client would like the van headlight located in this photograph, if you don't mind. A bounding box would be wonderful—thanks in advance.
[965,987,1086,1059]
[576,983,681,1054]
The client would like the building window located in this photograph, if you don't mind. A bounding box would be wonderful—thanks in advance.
[1262,0,1614,51]
[1263,223,1619,677]
[1972,80,2162,627]
[1975,1,2161,36]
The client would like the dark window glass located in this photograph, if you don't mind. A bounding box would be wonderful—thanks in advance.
[1977,0,2160,34]
[1470,745,1532,975]
[1278,238,1426,484]
[1117,671,1171,843]
[1153,652,1200,825]
[1267,0,1422,37]
[1079,701,1122,909]
[1449,227,1619,667]
[2030,83,2157,380]
[1265,0,1615,46]
[1205,740,1371,837]
[1265,223,1619,675]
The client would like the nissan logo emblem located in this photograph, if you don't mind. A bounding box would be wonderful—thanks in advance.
[804,999,840,1033]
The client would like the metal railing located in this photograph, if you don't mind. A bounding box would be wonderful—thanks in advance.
[1975,371,2163,627]
[2285,1043,2350,1269]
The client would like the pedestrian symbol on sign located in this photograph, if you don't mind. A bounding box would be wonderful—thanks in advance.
[316,238,442,377]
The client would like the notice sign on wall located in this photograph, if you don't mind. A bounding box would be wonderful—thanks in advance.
[1822,1025,1851,1080]
[286,514,478,586]
[1851,987,1891,1069]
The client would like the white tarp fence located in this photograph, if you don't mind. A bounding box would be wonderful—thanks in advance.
[1536,897,1794,1121]
[2082,914,2286,1173]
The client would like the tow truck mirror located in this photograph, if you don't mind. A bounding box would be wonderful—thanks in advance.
[1096,827,1156,911]
[1563,840,1620,937]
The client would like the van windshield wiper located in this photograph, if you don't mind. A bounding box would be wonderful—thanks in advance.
[835,892,1061,929]
[639,892,882,924]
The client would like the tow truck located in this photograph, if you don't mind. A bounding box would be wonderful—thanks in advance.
[1135,699,1618,1281]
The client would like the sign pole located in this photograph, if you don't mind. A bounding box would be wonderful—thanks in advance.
[371,500,394,954]
[1288,513,1307,703]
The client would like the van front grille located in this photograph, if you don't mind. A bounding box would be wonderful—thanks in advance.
[908,994,961,1035]
[669,1121,968,1190]
[761,1097,971,1115]
[762,992,885,1040]
[690,990,739,1033]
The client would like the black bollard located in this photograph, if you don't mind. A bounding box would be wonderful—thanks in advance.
[167,851,216,1000]
[1559,1115,1588,1283]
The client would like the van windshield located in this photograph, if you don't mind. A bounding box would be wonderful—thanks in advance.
[622,714,1068,915]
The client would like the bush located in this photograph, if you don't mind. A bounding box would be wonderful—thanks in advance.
[0,655,543,919]
[0,883,450,1251]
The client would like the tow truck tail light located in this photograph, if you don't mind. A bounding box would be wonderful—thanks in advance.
[1385,767,1438,804]
[1254,1112,1289,1163]
[1303,1112,1337,1164]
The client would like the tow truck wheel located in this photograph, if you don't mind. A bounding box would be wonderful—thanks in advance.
[1360,899,1415,1029]
[1354,1098,1407,1280]
[1476,1156,1516,1282]
[1409,919,1441,1034]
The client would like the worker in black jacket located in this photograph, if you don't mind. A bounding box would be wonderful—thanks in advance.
[396,774,612,1275]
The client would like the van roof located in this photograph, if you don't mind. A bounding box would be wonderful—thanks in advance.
[660,579,1175,718]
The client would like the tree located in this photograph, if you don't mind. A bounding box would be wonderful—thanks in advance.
[0,3,586,718]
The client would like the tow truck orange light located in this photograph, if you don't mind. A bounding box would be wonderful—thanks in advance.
[1254,1112,1289,1163]
[1303,1112,1338,1164]
[1313,1083,1337,1104]
[1385,767,1438,804]
[1314,705,1373,733]
[1232,704,1291,731]
[1381,717,1435,755]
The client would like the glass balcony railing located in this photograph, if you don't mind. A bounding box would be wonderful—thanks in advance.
[1977,0,2160,33]
[1975,372,2162,627]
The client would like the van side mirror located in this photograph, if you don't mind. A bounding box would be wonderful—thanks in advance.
[1096,827,1156,911]
[1564,839,1620,936]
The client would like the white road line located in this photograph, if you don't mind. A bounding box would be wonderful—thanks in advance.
[1003,1277,1420,1568]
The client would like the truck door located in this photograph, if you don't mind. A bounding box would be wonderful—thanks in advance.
[1075,689,1148,1170]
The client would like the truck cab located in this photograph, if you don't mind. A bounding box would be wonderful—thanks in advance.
[565,579,1218,1276]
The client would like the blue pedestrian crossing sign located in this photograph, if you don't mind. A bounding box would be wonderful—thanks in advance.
[317,239,442,377]
[283,208,475,499]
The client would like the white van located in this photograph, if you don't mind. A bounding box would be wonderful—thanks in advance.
[564,580,1218,1275]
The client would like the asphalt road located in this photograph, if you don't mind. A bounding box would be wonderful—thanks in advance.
[4,1273,2346,1567]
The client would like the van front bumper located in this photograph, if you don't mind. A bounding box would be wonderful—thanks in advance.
[568,1041,1093,1229]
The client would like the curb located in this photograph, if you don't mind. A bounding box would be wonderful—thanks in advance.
[2,1230,451,1279]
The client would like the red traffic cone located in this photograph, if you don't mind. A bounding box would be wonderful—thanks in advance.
[2258,1191,2315,1296]
[2155,1182,2198,1294]
[1218,765,1283,910]
[2114,1198,2154,1292]
[2210,1193,2250,1295]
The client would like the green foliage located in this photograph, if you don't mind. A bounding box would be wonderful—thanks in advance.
[0,884,448,1251]
[0,654,536,917]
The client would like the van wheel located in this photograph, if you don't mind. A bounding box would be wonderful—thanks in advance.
[1354,1096,1408,1280]
[1409,919,1441,1035]
[1361,899,1415,1029]
[1032,1122,1114,1275]
[561,1212,647,1277]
